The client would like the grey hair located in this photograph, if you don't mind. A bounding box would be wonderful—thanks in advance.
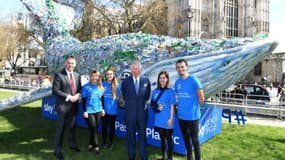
[130,61,142,70]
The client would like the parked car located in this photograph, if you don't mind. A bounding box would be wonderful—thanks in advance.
[217,84,270,105]
[231,84,270,102]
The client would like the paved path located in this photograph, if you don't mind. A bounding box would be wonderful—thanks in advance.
[245,115,285,127]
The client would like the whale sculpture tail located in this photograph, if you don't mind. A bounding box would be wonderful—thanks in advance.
[21,0,75,42]
[21,0,81,74]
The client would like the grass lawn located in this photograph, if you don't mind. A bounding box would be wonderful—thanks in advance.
[0,90,285,160]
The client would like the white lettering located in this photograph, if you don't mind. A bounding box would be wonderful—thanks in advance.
[146,128,180,145]
[43,103,55,115]
[114,121,180,145]
[146,128,160,140]
[173,136,180,145]
[199,116,218,137]
[115,121,126,132]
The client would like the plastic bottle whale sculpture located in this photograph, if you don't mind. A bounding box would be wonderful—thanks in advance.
[0,0,278,111]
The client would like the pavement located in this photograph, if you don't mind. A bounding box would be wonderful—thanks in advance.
[0,88,24,93]
[245,115,285,127]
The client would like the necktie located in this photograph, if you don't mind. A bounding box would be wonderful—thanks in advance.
[135,78,139,95]
[70,73,76,95]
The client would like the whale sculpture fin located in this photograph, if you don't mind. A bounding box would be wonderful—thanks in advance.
[21,0,75,41]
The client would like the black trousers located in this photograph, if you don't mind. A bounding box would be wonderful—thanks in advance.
[155,127,173,159]
[178,119,200,160]
[54,105,78,154]
[85,112,101,147]
[101,114,116,144]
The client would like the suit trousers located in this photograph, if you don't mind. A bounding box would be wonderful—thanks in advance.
[126,117,148,160]
[54,105,78,154]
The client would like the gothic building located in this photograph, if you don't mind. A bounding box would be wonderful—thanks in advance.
[166,0,270,38]
[167,0,279,84]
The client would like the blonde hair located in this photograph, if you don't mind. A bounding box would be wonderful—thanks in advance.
[106,66,118,99]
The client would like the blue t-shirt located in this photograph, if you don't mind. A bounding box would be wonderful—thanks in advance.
[174,75,202,120]
[103,81,121,115]
[152,88,176,129]
[81,83,104,114]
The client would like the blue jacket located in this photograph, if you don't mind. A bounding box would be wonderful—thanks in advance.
[121,75,151,121]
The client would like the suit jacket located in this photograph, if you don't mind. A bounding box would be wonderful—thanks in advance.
[52,69,81,114]
[121,75,151,121]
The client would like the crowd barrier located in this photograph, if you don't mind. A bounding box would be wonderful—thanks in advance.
[42,96,222,155]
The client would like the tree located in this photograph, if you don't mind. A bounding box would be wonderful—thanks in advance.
[0,20,30,75]
[70,0,168,40]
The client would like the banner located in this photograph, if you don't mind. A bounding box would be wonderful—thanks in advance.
[42,96,222,155]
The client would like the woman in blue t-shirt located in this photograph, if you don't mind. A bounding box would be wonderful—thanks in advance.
[151,71,176,160]
[81,70,105,154]
[101,66,121,149]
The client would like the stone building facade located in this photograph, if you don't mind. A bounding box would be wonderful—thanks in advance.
[166,0,277,85]
[166,0,270,38]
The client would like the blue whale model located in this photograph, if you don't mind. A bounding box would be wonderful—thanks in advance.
[0,0,278,111]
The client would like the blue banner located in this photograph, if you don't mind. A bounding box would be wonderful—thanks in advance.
[42,96,222,155]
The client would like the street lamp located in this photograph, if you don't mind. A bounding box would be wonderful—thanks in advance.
[187,6,194,37]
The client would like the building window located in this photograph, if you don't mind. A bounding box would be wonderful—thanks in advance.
[254,62,262,76]
[224,0,238,37]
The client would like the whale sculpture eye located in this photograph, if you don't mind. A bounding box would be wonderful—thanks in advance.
[224,60,230,67]
[119,70,131,81]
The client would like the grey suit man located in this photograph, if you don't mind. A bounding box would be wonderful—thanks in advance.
[121,61,151,160]
[52,56,81,160]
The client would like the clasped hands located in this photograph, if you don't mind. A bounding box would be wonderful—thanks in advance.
[70,93,81,102]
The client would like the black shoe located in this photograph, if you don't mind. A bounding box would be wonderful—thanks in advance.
[54,152,64,160]
[69,147,80,152]
[101,142,107,149]
[107,143,113,149]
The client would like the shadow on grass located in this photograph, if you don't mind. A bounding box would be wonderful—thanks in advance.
[274,138,285,143]
[0,105,56,159]
[0,104,181,160]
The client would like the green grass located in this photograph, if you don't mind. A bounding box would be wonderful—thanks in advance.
[0,91,285,160]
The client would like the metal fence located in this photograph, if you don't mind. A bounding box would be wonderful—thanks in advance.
[0,81,39,91]
[210,92,285,119]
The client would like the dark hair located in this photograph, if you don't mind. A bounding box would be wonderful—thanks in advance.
[176,59,188,66]
[157,71,170,89]
[65,55,76,60]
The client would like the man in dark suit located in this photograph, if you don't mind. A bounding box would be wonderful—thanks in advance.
[121,61,151,160]
[52,56,81,160]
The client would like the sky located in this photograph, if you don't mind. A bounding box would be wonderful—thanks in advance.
[269,0,285,53]
[0,0,23,20]
[0,0,284,51]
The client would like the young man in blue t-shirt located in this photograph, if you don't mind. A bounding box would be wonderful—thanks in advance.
[174,59,204,160]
